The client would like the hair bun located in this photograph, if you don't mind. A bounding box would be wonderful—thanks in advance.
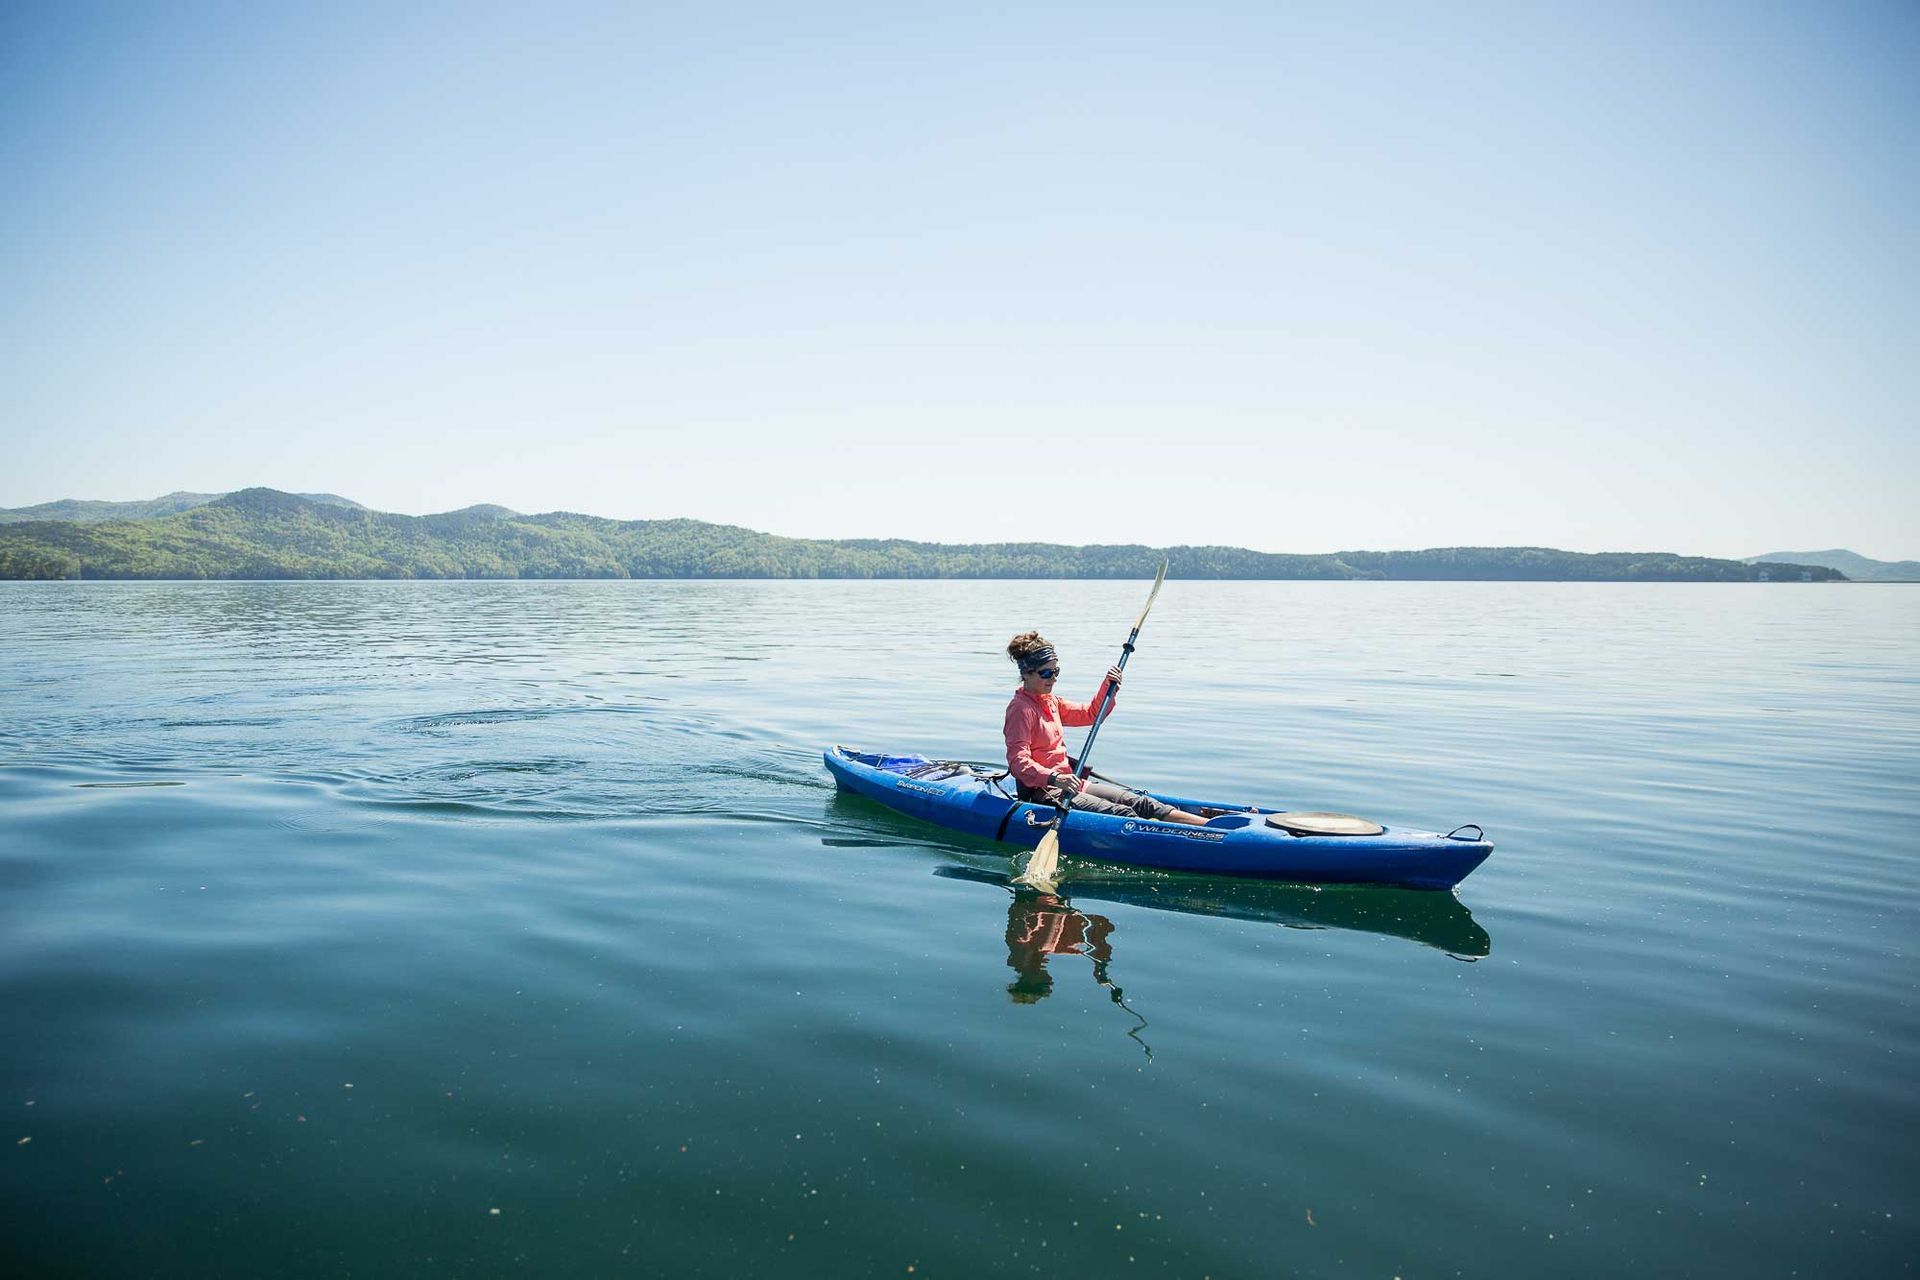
[1007,630,1049,664]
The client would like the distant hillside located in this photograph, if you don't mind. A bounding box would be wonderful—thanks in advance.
[0,488,1850,582]
[1746,549,1919,582]
[0,490,363,523]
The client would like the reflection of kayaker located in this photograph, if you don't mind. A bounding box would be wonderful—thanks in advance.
[1004,891,1114,1003]
[1002,890,1153,1055]
[1003,631,1207,827]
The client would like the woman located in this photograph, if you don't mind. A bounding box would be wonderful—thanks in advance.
[1003,631,1208,825]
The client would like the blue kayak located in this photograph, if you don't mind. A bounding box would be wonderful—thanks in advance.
[825,747,1494,891]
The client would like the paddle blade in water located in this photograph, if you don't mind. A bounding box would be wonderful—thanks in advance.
[1016,827,1061,891]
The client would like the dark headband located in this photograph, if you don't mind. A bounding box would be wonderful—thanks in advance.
[1016,646,1059,674]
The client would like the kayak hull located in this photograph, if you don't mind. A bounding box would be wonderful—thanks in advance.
[824,747,1493,891]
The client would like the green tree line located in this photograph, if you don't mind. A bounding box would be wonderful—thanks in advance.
[0,488,1849,582]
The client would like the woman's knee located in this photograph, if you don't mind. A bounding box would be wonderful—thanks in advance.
[1129,793,1178,821]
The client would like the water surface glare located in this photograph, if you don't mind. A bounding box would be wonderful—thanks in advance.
[1,580,1914,1276]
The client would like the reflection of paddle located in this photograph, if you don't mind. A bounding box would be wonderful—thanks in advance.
[1087,948,1153,1061]
[1015,560,1169,891]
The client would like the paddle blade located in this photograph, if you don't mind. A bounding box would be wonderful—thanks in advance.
[1015,827,1062,891]
[1132,559,1168,631]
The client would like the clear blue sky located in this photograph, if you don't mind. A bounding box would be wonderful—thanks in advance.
[3,1,1914,557]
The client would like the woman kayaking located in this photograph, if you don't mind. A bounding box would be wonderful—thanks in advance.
[1003,631,1208,825]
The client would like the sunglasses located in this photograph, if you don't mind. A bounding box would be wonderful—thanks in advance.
[1035,668,1059,680]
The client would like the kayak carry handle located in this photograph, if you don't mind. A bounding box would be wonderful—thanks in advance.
[1445,824,1485,841]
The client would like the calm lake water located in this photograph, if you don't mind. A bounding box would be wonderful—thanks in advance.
[1,580,1914,1277]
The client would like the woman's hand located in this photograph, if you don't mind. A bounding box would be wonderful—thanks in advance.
[1050,772,1082,797]
[1105,665,1123,687]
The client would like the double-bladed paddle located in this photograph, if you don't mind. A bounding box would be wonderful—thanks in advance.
[1015,560,1169,891]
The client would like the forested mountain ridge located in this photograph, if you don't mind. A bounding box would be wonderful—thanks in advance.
[1745,549,1919,582]
[0,490,363,523]
[0,488,1849,581]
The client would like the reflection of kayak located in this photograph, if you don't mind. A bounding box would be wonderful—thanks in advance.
[932,863,1490,958]
[825,746,1494,892]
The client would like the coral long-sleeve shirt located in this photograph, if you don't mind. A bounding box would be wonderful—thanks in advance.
[1003,678,1117,789]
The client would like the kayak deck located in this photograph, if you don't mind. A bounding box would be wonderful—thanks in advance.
[824,746,1493,891]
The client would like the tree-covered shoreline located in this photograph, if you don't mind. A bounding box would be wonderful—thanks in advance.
[0,488,1849,582]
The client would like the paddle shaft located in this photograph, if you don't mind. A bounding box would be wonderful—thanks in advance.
[1068,637,1138,785]
[1016,562,1167,891]
[1068,562,1166,787]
